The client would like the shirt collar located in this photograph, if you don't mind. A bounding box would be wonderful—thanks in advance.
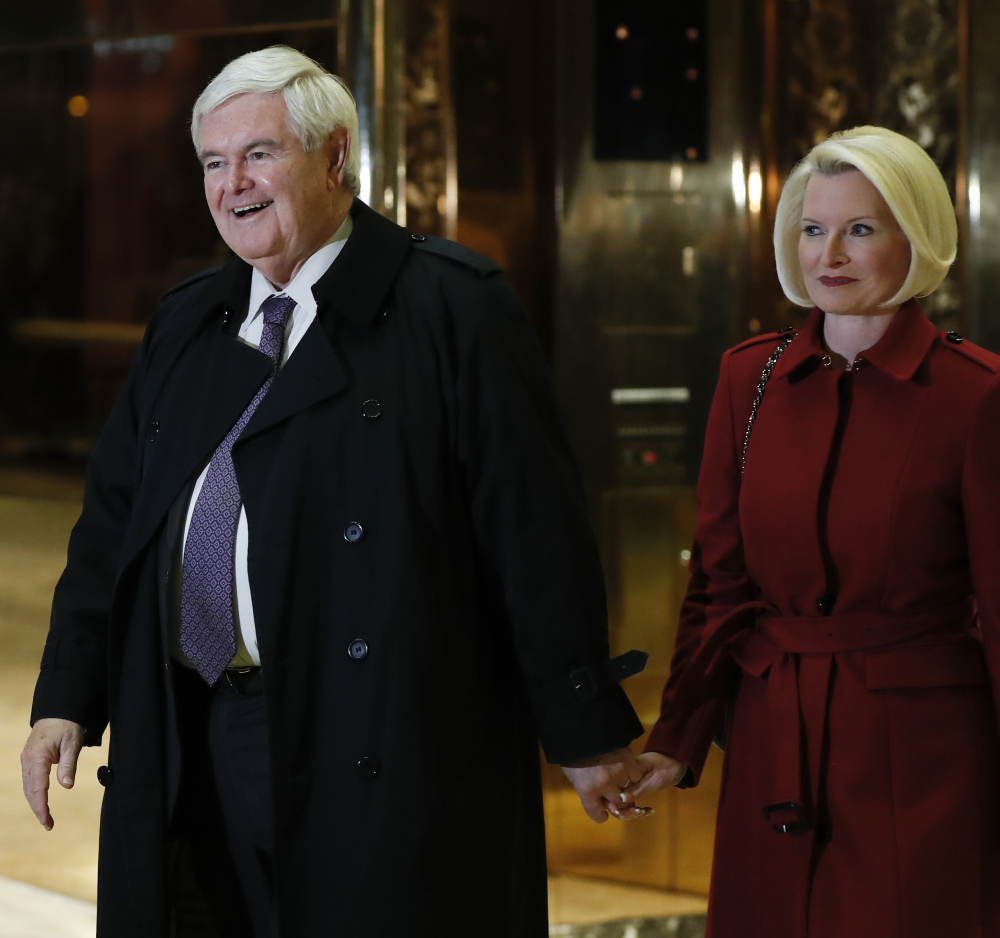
[771,298,937,382]
[246,212,354,322]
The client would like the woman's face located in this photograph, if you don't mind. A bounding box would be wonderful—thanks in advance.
[798,170,912,316]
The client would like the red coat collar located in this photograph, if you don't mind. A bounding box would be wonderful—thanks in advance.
[771,299,937,381]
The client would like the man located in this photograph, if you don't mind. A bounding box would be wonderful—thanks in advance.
[20,46,658,938]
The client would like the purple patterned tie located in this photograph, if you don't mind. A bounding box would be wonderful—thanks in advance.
[180,294,297,684]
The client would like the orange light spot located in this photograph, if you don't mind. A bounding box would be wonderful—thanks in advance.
[640,450,658,465]
[686,27,699,41]
[686,146,699,160]
[686,68,699,81]
[67,95,88,117]
[616,25,629,40]
[630,87,643,100]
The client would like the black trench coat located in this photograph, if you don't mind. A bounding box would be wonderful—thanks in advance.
[31,200,643,937]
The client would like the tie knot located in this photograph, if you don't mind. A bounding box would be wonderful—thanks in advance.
[261,294,296,327]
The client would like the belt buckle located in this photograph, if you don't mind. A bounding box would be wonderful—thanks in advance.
[224,667,253,692]
[762,801,812,834]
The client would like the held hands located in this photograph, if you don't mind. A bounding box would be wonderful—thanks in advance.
[561,747,688,824]
[20,718,85,831]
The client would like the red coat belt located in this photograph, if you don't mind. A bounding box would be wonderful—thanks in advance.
[672,597,979,833]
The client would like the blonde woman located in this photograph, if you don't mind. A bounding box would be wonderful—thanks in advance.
[628,127,1000,937]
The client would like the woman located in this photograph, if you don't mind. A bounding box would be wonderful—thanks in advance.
[627,126,1000,937]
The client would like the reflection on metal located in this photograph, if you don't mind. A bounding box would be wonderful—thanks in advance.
[342,0,405,220]
[549,0,747,895]
[12,319,145,345]
[731,155,745,210]
[548,917,706,938]
[615,425,686,439]
[747,160,762,215]
[404,0,456,238]
[611,388,690,405]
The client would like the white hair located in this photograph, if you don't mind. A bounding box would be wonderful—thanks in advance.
[191,45,361,196]
[774,125,957,308]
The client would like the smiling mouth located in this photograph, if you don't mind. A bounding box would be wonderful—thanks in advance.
[232,201,273,218]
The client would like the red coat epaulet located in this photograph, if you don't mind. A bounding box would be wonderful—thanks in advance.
[937,331,1000,374]
[729,327,796,355]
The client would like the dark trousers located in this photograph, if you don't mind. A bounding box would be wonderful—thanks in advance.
[170,665,276,938]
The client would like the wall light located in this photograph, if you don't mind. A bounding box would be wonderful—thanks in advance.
[748,160,762,215]
[970,171,981,227]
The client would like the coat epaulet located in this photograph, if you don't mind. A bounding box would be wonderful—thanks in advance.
[936,331,1000,374]
[410,234,502,276]
[729,327,796,356]
[161,264,224,301]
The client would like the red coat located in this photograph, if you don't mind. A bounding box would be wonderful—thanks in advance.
[647,301,1000,938]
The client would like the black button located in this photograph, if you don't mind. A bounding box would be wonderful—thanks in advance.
[357,756,381,779]
[148,421,160,442]
[776,326,794,334]
[379,307,389,321]
[97,765,114,788]
[946,330,963,343]
[348,639,369,660]
[344,522,365,542]
[817,594,836,616]
[221,308,232,326]
[361,399,382,419]
[411,233,426,242]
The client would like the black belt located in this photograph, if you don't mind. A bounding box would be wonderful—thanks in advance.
[220,667,264,696]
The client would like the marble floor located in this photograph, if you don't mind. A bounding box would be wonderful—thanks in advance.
[0,490,707,935]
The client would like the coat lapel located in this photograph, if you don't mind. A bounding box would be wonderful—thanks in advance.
[123,328,273,572]
[119,200,413,573]
[239,319,348,443]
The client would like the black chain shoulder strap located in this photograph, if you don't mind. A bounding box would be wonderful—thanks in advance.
[740,334,795,473]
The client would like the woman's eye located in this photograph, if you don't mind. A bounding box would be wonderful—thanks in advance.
[802,225,822,236]
[851,224,873,236]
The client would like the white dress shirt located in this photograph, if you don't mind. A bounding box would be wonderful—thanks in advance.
[169,214,353,670]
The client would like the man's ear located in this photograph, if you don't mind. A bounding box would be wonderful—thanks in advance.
[326,127,350,190]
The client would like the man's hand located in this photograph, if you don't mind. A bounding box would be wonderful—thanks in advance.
[561,746,652,824]
[21,718,86,831]
[628,751,688,796]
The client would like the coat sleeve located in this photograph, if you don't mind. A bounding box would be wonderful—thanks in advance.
[449,271,643,764]
[644,349,756,785]
[28,323,151,746]
[961,372,1000,726]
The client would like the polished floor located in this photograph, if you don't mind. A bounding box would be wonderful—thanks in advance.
[0,491,707,934]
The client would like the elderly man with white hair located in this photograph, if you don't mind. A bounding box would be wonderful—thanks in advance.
[19,46,649,937]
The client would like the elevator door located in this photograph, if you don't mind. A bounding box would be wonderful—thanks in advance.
[545,0,750,894]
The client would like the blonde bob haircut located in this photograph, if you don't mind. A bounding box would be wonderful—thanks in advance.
[773,125,957,308]
[192,45,361,196]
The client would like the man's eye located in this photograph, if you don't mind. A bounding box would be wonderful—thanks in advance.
[251,151,268,160]
[205,161,221,171]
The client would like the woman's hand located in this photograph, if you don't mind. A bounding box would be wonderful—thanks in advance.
[627,751,688,797]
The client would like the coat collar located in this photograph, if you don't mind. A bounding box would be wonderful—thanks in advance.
[198,198,413,330]
[771,299,937,382]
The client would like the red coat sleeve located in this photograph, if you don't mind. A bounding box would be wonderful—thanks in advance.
[962,373,1000,724]
[644,349,757,784]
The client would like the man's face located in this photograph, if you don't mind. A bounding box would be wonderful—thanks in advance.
[199,93,336,279]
